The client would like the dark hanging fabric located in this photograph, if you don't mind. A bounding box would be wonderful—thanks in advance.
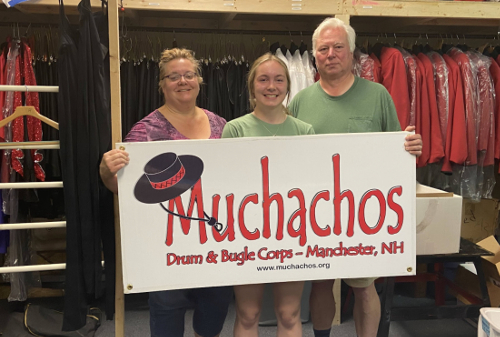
[136,59,148,121]
[121,60,138,136]
[144,60,153,116]
[197,61,209,109]
[226,59,239,120]
[238,61,250,118]
[270,41,280,54]
[149,59,160,111]
[299,41,307,55]
[58,0,85,329]
[58,0,115,330]
[207,62,218,112]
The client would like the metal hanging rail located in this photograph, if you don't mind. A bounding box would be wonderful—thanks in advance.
[0,85,59,93]
[0,182,63,189]
[0,221,66,230]
[0,263,66,274]
[0,141,60,150]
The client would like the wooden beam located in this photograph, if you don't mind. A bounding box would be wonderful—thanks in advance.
[107,0,125,335]
[17,0,342,15]
[346,0,500,19]
[124,16,318,32]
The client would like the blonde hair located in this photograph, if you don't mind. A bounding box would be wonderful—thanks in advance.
[158,48,203,93]
[312,17,356,54]
[247,53,291,112]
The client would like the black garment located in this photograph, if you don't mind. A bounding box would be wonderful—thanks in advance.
[58,0,87,330]
[136,59,148,121]
[120,60,138,136]
[58,0,115,330]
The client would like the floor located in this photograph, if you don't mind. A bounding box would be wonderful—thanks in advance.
[0,283,480,337]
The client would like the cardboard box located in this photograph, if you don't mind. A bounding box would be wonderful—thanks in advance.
[478,236,500,284]
[454,263,500,307]
[461,199,500,243]
[416,184,462,255]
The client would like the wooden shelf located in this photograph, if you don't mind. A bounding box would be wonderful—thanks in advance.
[345,0,500,20]
[14,0,342,15]
[4,0,500,32]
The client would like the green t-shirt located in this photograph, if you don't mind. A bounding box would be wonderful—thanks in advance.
[221,113,315,138]
[288,77,401,134]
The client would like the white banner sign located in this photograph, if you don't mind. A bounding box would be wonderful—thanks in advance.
[118,132,416,294]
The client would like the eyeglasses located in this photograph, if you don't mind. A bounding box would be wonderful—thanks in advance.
[162,72,198,82]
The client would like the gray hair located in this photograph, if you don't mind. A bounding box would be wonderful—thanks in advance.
[312,17,356,54]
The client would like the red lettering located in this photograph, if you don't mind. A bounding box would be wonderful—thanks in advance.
[387,186,404,235]
[238,193,260,240]
[212,194,236,242]
[261,156,284,240]
[310,190,331,237]
[287,189,307,246]
[166,180,207,246]
[358,189,386,236]
[332,154,355,236]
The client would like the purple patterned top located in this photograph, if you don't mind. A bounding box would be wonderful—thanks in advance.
[124,109,226,142]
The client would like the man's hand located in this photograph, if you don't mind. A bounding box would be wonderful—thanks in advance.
[404,125,422,157]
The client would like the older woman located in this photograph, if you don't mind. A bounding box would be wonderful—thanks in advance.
[99,48,232,337]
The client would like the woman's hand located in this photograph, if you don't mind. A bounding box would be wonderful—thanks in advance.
[99,149,130,194]
[404,125,422,157]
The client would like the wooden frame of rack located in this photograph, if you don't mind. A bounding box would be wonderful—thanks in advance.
[3,0,500,335]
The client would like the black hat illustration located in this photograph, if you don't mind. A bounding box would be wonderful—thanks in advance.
[134,152,223,231]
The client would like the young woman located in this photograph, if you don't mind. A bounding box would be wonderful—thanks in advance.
[222,53,314,337]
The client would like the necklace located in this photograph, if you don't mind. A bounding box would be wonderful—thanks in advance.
[255,114,286,137]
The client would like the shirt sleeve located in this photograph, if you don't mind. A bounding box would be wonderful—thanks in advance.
[221,123,239,138]
[382,91,402,132]
[307,125,315,135]
[124,122,148,142]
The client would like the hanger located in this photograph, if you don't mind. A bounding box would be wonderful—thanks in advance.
[172,30,177,48]
[0,106,59,130]
[289,31,298,54]
[299,31,307,54]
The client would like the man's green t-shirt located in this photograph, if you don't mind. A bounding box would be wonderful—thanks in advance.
[288,77,401,134]
[221,113,315,138]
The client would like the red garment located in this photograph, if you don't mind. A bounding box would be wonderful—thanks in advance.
[428,52,449,147]
[380,47,410,129]
[497,55,500,67]
[448,48,478,165]
[490,58,500,168]
[398,49,417,126]
[314,71,320,82]
[358,53,375,82]
[417,53,445,164]
[10,42,44,181]
[414,56,430,168]
[442,54,468,172]
[467,52,495,167]
[369,53,382,84]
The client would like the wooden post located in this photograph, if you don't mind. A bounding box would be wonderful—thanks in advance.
[106,0,124,335]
